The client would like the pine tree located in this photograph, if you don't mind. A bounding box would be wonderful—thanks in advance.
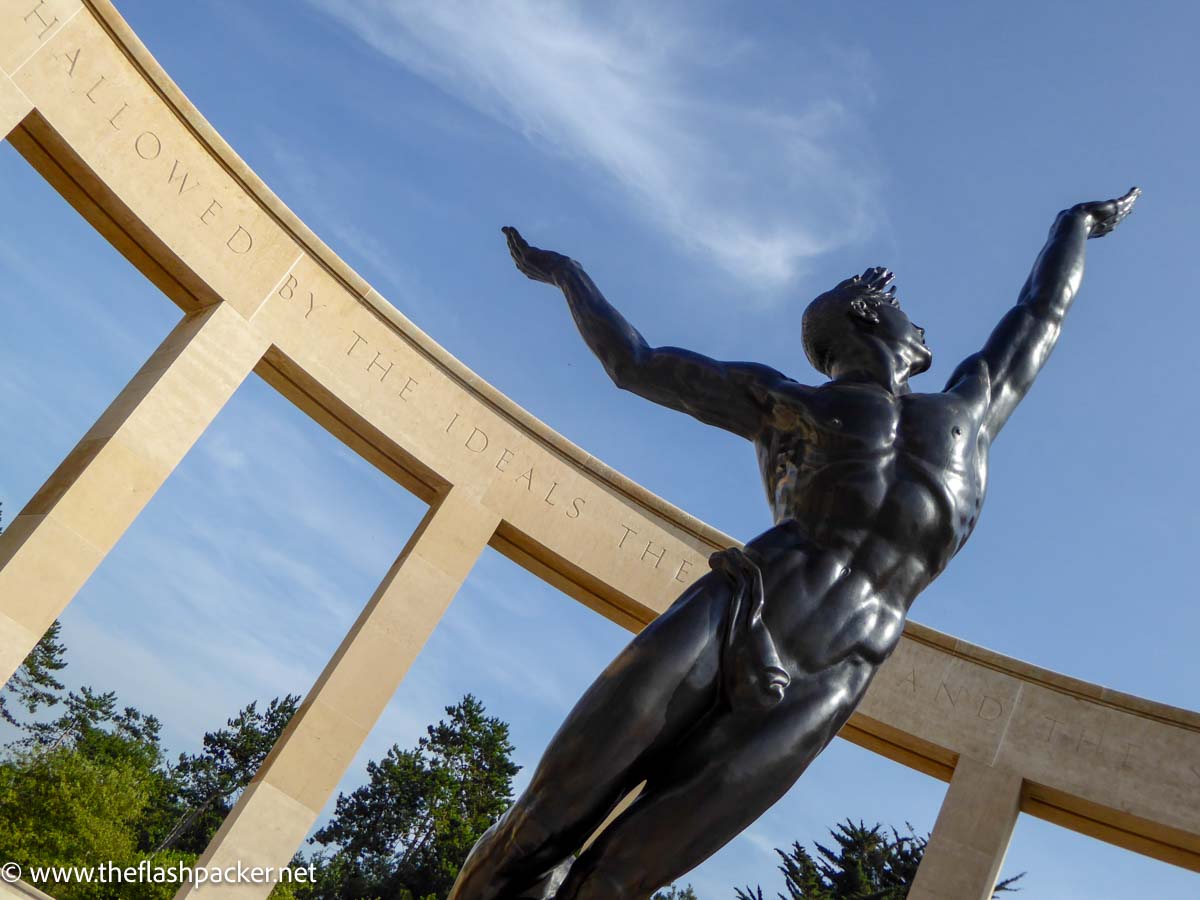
[652,885,699,900]
[0,507,68,728]
[308,694,520,899]
[736,820,1023,900]
[0,678,181,899]
[0,620,67,727]
[0,598,297,895]
[158,694,300,853]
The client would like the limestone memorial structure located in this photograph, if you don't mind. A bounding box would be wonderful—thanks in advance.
[0,3,1197,899]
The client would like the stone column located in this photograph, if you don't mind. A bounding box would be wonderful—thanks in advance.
[909,755,1024,900]
[0,71,33,138]
[0,303,267,685]
[178,488,500,899]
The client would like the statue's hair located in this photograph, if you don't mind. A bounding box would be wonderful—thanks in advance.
[802,269,898,375]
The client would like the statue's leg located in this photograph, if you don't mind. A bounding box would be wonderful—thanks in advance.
[554,684,837,900]
[448,572,734,900]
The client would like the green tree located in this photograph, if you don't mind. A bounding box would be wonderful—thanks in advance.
[0,505,68,728]
[158,694,300,853]
[735,820,1022,900]
[0,620,68,728]
[23,686,162,758]
[0,701,184,900]
[653,884,699,900]
[0,605,302,895]
[307,694,520,899]
[16,684,179,849]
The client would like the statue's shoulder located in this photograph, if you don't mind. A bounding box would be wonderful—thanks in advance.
[722,360,792,387]
[719,360,803,408]
[943,352,992,400]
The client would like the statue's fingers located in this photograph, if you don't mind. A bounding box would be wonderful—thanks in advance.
[506,240,529,270]
[502,225,529,251]
[1114,189,1139,215]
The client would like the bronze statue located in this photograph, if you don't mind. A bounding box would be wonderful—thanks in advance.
[448,187,1141,900]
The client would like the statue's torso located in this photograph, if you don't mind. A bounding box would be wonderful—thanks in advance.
[750,379,989,677]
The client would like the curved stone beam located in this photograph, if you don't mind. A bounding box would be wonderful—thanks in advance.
[0,0,1196,880]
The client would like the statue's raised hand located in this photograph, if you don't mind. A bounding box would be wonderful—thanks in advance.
[503,226,569,284]
[1071,186,1141,239]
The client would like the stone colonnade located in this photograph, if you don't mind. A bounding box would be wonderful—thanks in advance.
[0,3,1197,898]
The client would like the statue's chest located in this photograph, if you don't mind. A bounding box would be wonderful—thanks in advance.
[795,388,979,470]
[761,388,986,550]
[771,384,900,450]
[888,394,988,558]
[895,393,980,474]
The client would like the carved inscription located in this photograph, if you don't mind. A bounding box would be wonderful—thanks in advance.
[896,666,1008,723]
[22,0,59,40]
[344,330,418,400]
[30,8,689,552]
[52,40,260,267]
[1035,714,1139,769]
[896,666,1143,770]
[277,272,324,321]
[443,412,586,520]
[272,266,599,530]
[617,523,698,583]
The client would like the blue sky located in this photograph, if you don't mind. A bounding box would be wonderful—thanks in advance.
[2,0,1198,896]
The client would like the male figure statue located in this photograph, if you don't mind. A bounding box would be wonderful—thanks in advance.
[449,188,1140,900]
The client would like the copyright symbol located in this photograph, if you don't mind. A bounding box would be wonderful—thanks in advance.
[1,862,21,883]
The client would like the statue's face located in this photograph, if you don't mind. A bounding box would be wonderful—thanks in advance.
[838,294,933,377]
[868,299,933,375]
[802,273,932,380]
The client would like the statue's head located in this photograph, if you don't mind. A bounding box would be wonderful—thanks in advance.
[802,267,932,380]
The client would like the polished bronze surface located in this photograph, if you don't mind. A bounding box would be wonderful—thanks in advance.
[450,189,1140,900]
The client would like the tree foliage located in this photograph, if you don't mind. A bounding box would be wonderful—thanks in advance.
[306,694,520,899]
[0,614,301,896]
[158,694,300,853]
[0,695,181,899]
[652,884,699,900]
[736,819,1023,900]
[0,620,67,728]
[0,584,1035,900]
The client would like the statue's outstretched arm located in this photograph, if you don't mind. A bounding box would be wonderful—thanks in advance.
[944,188,1139,439]
[503,227,782,439]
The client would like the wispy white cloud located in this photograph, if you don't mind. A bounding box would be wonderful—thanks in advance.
[303,0,879,294]
[0,232,155,370]
[200,431,249,472]
[740,827,783,858]
[41,371,431,758]
[256,130,436,314]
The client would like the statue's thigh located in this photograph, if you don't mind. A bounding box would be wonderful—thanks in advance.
[522,571,733,806]
[559,702,826,899]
